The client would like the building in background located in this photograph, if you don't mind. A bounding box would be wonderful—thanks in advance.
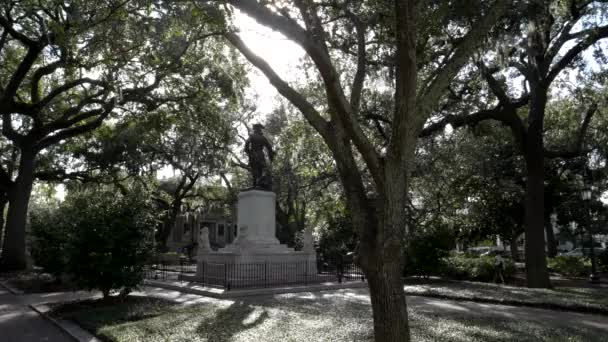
[167,203,237,254]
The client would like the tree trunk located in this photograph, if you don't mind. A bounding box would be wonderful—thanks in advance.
[157,201,182,252]
[366,259,410,342]
[523,92,551,288]
[545,214,557,258]
[357,161,411,341]
[509,235,520,262]
[0,149,36,271]
[0,193,8,250]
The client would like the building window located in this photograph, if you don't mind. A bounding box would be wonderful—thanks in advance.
[218,224,224,236]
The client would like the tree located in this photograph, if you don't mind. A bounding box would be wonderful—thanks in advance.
[264,104,338,246]
[218,1,510,340]
[0,1,228,269]
[419,1,608,287]
[414,124,527,259]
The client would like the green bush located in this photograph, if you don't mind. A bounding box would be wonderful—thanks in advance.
[66,188,156,298]
[31,207,70,277]
[31,185,157,298]
[441,256,515,282]
[404,226,454,277]
[599,250,608,273]
[548,256,590,277]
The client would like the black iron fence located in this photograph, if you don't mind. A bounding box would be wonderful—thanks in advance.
[145,258,365,290]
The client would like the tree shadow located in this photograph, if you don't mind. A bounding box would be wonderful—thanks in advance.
[196,301,269,342]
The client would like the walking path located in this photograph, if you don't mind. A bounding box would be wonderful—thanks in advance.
[0,286,99,342]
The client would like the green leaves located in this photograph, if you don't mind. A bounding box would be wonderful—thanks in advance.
[31,183,158,296]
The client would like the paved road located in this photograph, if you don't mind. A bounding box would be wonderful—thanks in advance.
[0,288,74,342]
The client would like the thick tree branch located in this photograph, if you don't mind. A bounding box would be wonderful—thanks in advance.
[0,163,12,187]
[34,78,107,110]
[30,59,65,104]
[1,46,41,102]
[547,25,608,83]
[347,11,366,115]
[225,32,330,138]
[544,103,597,158]
[1,114,25,145]
[35,103,115,150]
[0,28,8,54]
[546,19,577,62]
[416,0,509,119]
[390,0,417,167]
[419,104,527,150]
[480,64,510,104]
[0,15,36,46]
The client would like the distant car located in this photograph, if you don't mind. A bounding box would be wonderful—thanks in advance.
[481,249,511,258]
[466,247,489,257]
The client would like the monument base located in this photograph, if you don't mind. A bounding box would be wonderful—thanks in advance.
[194,190,318,287]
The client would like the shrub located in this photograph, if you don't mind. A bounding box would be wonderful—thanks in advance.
[404,226,454,277]
[31,184,157,298]
[30,207,70,277]
[65,187,156,298]
[548,256,590,277]
[599,250,608,273]
[441,255,515,282]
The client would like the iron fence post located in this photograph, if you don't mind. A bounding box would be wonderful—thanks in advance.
[224,263,228,290]
[264,262,268,288]
[337,258,343,283]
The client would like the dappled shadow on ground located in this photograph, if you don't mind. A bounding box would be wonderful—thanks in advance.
[409,310,603,342]
[62,287,607,342]
[52,296,177,328]
[196,301,269,342]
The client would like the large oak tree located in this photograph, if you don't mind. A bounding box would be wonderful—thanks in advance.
[0,0,227,269]
[420,0,608,287]
[214,0,510,340]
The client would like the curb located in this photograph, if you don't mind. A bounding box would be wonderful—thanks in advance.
[30,303,102,342]
[0,280,25,295]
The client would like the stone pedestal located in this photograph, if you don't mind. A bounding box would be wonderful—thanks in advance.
[195,190,317,286]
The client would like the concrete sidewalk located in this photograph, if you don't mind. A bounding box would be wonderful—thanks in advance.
[0,288,86,342]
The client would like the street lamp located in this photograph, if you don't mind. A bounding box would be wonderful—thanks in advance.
[581,187,600,284]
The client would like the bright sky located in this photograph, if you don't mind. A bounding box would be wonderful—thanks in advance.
[155,11,303,181]
[233,11,305,116]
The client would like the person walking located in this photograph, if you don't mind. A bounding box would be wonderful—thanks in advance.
[494,253,505,284]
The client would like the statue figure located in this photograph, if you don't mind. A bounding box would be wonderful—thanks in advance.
[244,123,274,190]
[198,226,211,254]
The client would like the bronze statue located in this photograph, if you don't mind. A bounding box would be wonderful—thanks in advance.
[244,123,274,190]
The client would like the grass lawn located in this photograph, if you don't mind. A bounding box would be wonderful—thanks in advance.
[403,278,608,313]
[52,290,605,342]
